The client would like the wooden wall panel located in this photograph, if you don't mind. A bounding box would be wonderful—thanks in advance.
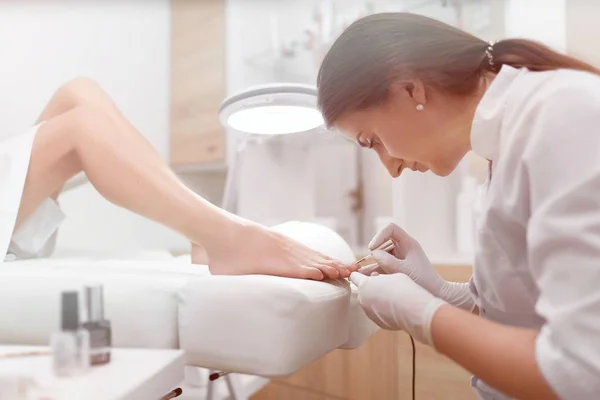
[252,382,339,400]
[170,0,226,166]
[405,337,475,400]
[274,329,400,400]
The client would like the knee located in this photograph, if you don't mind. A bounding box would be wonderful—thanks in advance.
[63,76,103,92]
[57,77,104,108]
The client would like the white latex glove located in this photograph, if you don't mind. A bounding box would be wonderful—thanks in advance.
[350,271,446,346]
[362,223,475,312]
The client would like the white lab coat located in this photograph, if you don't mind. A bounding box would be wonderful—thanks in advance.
[0,127,37,262]
[468,64,600,399]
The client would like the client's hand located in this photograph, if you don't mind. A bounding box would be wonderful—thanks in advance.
[205,220,356,280]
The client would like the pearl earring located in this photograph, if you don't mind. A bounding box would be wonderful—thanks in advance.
[416,104,424,111]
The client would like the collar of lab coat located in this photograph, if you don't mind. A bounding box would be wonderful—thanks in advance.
[470,64,524,161]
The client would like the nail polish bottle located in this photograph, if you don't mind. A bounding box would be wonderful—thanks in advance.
[50,291,90,376]
[81,285,112,365]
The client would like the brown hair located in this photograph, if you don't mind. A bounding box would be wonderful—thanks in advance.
[317,12,600,127]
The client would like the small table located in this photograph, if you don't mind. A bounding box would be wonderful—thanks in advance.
[0,345,185,400]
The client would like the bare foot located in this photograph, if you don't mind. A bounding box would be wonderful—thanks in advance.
[206,221,357,280]
[191,243,209,265]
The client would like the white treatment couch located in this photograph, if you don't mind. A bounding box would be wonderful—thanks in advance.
[0,221,377,398]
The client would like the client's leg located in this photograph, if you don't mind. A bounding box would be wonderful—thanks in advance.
[25,77,207,262]
[16,93,352,280]
[34,77,162,160]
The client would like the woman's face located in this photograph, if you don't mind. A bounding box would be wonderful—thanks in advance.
[334,81,473,178]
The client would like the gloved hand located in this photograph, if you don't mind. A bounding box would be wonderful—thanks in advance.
[361,223,475,312]
[350,271,447,346]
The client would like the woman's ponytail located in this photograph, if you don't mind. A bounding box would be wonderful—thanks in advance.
[489,38,600,75]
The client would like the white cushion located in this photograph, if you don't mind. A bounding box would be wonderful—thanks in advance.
[0,222,376,376]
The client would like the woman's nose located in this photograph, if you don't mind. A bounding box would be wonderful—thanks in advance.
[378,152,402,178]
[387,163,402,178]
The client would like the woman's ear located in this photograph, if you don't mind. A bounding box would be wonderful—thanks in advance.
[390,79,427,107]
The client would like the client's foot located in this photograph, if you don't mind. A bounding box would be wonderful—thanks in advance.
[206,221,357,280]
[191,243,209,265]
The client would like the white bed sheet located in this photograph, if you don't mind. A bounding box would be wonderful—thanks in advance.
[0,222,377,377]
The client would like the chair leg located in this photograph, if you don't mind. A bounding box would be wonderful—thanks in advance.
[225,374,248,400]
[205,370,247,400]
[185,366,207,388]
[206,370,217,400]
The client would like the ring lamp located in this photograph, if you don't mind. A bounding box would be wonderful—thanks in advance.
[219,83,324,135]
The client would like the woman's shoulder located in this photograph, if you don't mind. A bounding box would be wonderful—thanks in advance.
[505,67,600,123]
[525,67,600,105]
[501,67,600,161]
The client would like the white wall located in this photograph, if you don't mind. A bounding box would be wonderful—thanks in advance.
[505,0,566,52]
[0,0,170,154]
[566,0,600,67]
[0,0,187,252]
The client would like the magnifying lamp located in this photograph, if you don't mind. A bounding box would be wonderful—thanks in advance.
[218,83,324,213]
[219,83,324,135]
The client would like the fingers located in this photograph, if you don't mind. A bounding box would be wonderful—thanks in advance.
[368,223,395,250]
[371,250,406,274]
[358,263,381,276]
[369,222,415,252]
[347,262,360,273]
[350,271,368,287]
[362,305,381,328]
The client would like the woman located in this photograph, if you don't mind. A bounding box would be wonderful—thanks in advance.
[1,77,354,280]
[318,12,600,400]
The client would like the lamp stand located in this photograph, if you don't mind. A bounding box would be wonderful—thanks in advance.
[221,135,250,213]
[220,133,318,225]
